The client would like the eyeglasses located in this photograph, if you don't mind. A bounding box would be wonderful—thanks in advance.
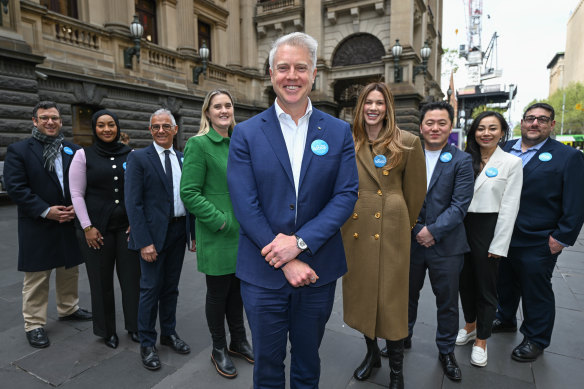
[151,124,174,132]
[37,116,61,122]
[524,115,551,124]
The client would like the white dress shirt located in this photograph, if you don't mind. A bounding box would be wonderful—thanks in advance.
[274,97,313,197]
[152,142,186,217]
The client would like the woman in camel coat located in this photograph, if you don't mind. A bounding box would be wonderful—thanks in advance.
[342,83,426,389]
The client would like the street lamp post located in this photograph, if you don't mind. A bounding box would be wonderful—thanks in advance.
[193,42,210,84]
[391,39,403,83]
[413,41,432,78]
[123,15,144,69]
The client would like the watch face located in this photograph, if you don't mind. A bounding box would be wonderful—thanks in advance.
[297,237,307,250]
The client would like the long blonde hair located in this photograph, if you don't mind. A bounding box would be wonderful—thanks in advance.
[197,89,236,136]
[352,82,410,169]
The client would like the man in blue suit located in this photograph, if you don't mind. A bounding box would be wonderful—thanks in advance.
[407,102,474,381]
[4,101,92,349]
[227,32,358,389]
[493,103,584,362]
[125,108,195,370]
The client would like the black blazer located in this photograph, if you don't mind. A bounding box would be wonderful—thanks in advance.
[503,138,584,247]
[4,137,83,271]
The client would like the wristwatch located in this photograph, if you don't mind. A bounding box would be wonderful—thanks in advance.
[295,235,308,251]
[83,225,94,232]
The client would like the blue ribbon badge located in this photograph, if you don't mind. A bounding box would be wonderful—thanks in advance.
[485,167,498,178]
[123,162,127,170]
[374,155,387,168]
[63,146,74,155]
[311,139,329,156]
[539,152,552,162]
[439,152,452,163]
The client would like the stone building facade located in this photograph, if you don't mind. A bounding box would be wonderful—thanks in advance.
[0,0,443,159]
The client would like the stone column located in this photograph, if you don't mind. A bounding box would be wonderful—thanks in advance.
[176,0,196,56]
[239,0,257,69]
[304,0,323,61]
[104,0,132,34]
[225,0,241,68]
[158,0,178,49]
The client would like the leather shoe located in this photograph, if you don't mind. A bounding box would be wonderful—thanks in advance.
[160,334,190,354]
[228,340,254,363]
[381,338,411,357]
[141,346,161,370]
[104,333,119,349]
[26,328,50,348]
[511,338,543,362]
[439,352,462,381]
[212,346,237,378]
[128,331,140,343]
[491,318,517,333]
[59,308,92,321]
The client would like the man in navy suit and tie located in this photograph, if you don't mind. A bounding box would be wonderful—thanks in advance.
[125,108,195,370]
[227,32,358,388]
[4,101,92,349]
[493,103,584,362]
[407,102,474,381]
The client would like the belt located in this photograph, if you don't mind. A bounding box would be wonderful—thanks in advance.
[169,216,186,224]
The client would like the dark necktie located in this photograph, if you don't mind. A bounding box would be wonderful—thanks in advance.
[164,150,175,217]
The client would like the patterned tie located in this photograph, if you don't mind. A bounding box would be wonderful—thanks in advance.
[164,150,175,217]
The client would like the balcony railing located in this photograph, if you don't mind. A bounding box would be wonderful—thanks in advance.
[257,0,298,12]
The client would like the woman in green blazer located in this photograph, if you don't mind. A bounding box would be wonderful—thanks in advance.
[180,89,253,379]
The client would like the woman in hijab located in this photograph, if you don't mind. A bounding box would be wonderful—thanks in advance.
[69,110,140,348]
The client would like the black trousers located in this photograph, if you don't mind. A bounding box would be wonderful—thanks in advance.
[77,227,140,338]
[459,213,500,340]
[205,273,246,349]
[409,247,464,354]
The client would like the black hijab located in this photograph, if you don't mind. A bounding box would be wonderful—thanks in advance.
[90,109,130,157]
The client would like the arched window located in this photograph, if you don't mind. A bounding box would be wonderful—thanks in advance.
[136,0,158,44]
[41,0,78,19]
[332,34,385,67]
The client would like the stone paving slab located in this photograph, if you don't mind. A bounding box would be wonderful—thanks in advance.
[1,202,584,388]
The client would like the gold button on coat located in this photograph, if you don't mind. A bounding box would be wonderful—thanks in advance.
[377,189,382,196]
[383,170,389,176]
[375,212,381,219]
[352,213,358,219]
[374,234,380,240]
[353,233,359,239]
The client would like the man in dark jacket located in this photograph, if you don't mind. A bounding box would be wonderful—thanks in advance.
[4,101,92,348]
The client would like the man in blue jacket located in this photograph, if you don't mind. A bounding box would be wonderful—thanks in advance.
[4,101,92,349]
[125,108,195,370]
[494,103,584,362]
[227,32,358,388]
[407,102,474,381]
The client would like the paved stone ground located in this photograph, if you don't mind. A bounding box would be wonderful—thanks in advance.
[1,201,583,388]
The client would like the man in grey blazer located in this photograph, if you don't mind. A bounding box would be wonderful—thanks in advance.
[407,102,474,381]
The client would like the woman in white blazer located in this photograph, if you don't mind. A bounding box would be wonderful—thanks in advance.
[455,111,522,367]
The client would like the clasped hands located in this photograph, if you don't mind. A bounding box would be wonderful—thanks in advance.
[261,233,318,287]
[47,205,75,223]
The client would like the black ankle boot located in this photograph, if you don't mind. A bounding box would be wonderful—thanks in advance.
[386,339,405,389]
[353,336,381,381]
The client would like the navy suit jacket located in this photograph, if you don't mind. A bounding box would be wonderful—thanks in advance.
[125,144,193,252]
[503,138,584,247]
[4,137,82,271]
[227,105,359,289]
[411,144,474,257]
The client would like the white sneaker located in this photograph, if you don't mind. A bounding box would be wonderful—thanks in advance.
[470,345,487,367]
[455,328,476,345]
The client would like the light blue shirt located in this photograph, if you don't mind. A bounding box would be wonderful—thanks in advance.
[509,138,549,167]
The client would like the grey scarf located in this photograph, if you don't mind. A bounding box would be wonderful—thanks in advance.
[32,127,64,171]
